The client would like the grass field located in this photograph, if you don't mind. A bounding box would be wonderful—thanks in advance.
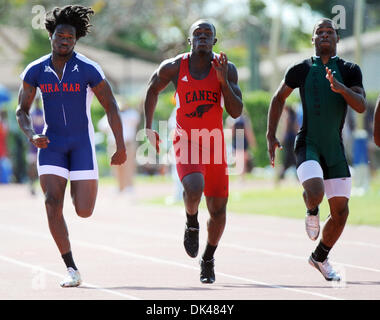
[227,181,380,226]
[141,169,380,227]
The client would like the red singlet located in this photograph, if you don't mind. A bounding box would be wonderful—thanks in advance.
[173,53,228,198]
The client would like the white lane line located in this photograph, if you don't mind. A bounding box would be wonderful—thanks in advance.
[3,223,380,274]
[54,219,380,274]
[0,224,342,300]
[76,241,344,300]
[342,240,380,249]
[227,228,380,249]
[223,243,380,273]
[68,216,380,251]
[0,254,140,300]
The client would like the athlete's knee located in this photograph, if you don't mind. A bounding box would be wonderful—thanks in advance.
[183,183,204,202]
[302,176,324,208]
[332,203,349,225]
[182,173,204,199]
[75,206,94,218]
[210,211,226,224]
[44,194,64,221]
[44,193,64,211]
[71,194,96,218]
[304,189,324,208]
[310,192,324,208]
[209,205,227,221]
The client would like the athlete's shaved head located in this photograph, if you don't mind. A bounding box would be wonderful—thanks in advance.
[189,19,216,37]
[188,19,217,54]
[312,17,340,56]
[312,18,339,36]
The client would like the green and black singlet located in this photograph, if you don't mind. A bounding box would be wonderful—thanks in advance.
[284,56,364,179]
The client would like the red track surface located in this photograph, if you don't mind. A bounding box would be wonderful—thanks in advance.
[1,182,380,300]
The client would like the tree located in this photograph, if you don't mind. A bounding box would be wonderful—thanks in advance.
[1,0,253,63]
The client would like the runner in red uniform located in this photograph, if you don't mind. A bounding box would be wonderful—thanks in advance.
[144,20,243,283]
[174,52,228,198]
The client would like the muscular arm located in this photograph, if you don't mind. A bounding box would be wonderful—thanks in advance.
[144,59,179,130]
[143,58,179,152]
[16,81,36,140]
[16,81,49,148]
[92,79,126,165]
[325,67,366,113]
[212,53,243,118]
[340,85,366,113]
[266,80,294,166]
[374,94,380,147]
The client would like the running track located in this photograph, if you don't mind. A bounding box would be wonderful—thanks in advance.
[1,181,380,301]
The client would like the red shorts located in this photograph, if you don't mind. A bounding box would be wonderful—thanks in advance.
[173,135,229,198]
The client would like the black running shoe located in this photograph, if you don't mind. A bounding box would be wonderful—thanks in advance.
[200,258,215,284]
[183,223,199,258]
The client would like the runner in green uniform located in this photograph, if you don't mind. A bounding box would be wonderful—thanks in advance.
[266,18,366,281]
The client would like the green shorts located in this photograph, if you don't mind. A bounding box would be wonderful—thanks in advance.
[294,140,351,180]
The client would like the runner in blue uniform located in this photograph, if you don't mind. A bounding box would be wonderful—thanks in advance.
[16,5,127,287]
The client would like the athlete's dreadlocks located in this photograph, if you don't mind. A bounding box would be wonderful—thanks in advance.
[45,5,94,39]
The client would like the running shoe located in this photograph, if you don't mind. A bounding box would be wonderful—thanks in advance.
[184,223,199,258]
[308,255,341,281]
[60,267,82,288]
[200,258,215,284]
[305,210,320,241]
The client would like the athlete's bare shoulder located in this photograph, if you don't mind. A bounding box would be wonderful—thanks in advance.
[157,53,186,84]
[227,60,238,75]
